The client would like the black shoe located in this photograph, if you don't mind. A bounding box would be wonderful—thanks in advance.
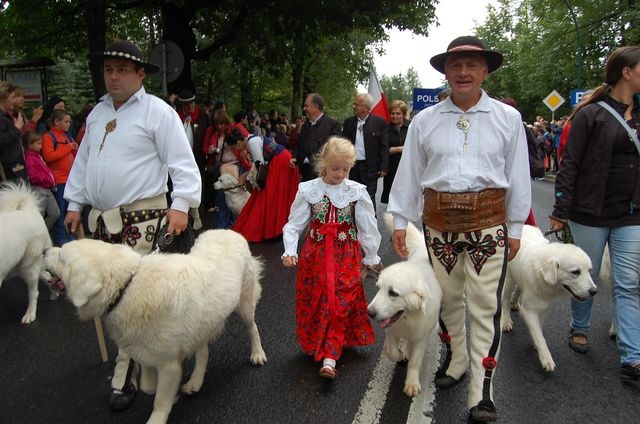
[621,363,640,381]
[109,383,136,411]
[469,400,498,422]
[434,368,465,389]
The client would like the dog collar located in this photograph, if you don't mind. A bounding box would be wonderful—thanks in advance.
[106,273,134,315]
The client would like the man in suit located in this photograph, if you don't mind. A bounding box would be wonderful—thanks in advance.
[290,92,342,181]
[342,93,389,211]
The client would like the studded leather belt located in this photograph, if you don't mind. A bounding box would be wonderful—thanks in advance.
[423,188,506,233]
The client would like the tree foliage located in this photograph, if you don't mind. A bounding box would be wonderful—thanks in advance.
[475,0,640,122]
[0,0,439,118]
[380,67,422,106]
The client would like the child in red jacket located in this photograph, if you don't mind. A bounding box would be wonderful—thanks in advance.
[23,130,59,229]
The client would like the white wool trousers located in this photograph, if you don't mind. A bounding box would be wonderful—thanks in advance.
[425,224,508,409]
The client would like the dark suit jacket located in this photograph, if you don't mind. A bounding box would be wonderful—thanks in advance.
[342,114,389,181]
[295,114,342,168]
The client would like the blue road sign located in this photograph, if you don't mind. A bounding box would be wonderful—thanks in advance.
[412,88,443,110]
[570,89,587,108]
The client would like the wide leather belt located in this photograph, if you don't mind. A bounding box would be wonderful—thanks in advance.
[423,188,506,233]
[88,193,167,234]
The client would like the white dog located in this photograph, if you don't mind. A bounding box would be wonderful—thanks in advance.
[0,182,54,324]
[501,225,597,371]
[44,229,267,424]
[368,216,442,397]
[213,173,250,216]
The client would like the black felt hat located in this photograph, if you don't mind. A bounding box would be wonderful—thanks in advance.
[89,40,160,74]
[430,36,504,74]
[176,90,196,103]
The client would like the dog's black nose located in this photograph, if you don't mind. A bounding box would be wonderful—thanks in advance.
[589,287,598,297]
[367,309,376,319]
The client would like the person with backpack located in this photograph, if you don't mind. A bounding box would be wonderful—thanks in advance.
[42,108,77,245]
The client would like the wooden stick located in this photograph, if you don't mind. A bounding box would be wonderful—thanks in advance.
[94,317,108,363]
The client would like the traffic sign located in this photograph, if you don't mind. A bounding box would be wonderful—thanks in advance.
[543,90,565,112]
[570,89,587,108]
[412,88,443,111]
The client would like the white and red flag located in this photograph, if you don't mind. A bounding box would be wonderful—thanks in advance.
[368,67,390,123]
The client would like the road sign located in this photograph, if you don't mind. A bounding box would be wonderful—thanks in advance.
[570,89,587,108]
[412,88,443,111]
[148,41,184,95]
[543,90,565,112]
[4,69,42,103]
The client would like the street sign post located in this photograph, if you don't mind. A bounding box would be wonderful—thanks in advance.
[543,90,565,121]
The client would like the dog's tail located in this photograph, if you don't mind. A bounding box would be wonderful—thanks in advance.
[383,213,428,261]
[0,181,43,213]
[244,255,264,302]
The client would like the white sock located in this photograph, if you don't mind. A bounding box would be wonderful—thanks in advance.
[322,358,336,368]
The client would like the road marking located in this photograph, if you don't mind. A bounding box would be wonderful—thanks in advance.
[407,330,441,424]
[352,330,441,424]
[352,354,395,424]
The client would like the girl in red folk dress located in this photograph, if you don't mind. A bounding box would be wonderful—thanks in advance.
[282,136,382,380]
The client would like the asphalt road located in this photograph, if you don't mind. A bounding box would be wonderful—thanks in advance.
[1,177,639,424]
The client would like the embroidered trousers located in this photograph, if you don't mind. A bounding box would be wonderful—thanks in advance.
[91,195,167,391]
[425,224,508,409]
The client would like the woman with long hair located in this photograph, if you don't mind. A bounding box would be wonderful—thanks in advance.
[549,45,640,380]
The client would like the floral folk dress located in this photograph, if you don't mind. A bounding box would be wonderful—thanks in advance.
[282,178,381,361]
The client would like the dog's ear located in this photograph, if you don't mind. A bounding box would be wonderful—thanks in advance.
[64,260,102,308]
[541,258,559,285]
[406,290,427,313]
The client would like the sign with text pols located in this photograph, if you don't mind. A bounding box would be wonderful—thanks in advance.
[5,70,42,103]
[412,88,443,111]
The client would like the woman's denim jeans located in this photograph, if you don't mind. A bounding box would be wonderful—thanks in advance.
[569,221,640,365]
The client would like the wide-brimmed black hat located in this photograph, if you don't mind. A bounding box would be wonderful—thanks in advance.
[430,36,503,74]
[176,89,196,103]
[88,40,160,74]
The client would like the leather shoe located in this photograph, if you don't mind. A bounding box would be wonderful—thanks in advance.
[434,369,465,389]
[319,365,337,380]
[109,383,136,411]
[621,363,640,381]
[469,400,498,422]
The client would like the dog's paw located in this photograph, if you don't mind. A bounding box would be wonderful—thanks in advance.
[501,319,513,333]
[403,380,422,397]
[609,323,617,339]
[538,352,556,372]
[250,351,267,366]
[21,311,36,325]
[181,381,202,395]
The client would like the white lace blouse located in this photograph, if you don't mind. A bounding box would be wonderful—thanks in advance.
[282,178,381,265]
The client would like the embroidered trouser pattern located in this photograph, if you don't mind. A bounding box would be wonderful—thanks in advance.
[425,224,508,409]
[95,215,162,391]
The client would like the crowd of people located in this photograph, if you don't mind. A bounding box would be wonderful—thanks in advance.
[2,36,640,424]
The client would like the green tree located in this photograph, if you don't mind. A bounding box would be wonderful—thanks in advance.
[1,0,439,117]
[474,0,640,122]
[380,67,422,105]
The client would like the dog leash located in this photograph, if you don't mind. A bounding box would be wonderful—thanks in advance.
[543,226,574,244]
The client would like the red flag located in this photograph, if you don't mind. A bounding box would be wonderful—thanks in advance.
[368,68,390,123]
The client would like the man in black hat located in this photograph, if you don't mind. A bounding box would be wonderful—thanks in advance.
[388,36,531,422]
[176,89,210,230]
[63,40,201,411]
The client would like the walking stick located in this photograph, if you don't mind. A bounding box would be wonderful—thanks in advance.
[94,317,109,363]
